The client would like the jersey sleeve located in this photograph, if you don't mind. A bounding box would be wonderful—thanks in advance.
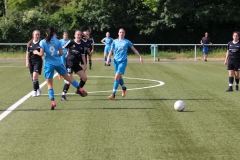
[39,40,45,50]
[127,40,133,48]
[111,40,115,49]
[62,40,71,49]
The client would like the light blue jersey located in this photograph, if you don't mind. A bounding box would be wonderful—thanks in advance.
[111,39,133,61]
[59,38,69,64]
[104,37,113,47]
[40,37,62,66]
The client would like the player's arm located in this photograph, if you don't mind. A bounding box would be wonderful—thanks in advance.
[131,46,143,64]
[106,48,113,65]
[101,38,105,44]
[26,50,30,68]
[200,40,203,44]
[81,53,87,71]
[224,50,229,65]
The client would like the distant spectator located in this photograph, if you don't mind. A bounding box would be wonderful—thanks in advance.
[200,32,212,62]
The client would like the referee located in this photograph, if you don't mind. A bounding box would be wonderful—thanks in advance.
[224,31,240,92]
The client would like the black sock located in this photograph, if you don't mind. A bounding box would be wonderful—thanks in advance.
[51,98,55,101]
[229,77,234,87]
[89,60,92,68]
[63,83,70,93]
[235,78,239,85]
[79,79,86,88]
[33,80,39,91]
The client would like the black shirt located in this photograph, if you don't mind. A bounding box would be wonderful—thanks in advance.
[202,37,211,44]
[62,40,85,63]
[228,41,240,60]
[27,40,42,62]
[81,39,93,54]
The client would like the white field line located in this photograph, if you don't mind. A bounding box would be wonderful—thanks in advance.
[0,75,164,121]
[0,73,58,121]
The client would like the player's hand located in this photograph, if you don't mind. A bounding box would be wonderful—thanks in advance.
[224,60,227,65]
[26,63,29,68]
[140,57,143,64]
[82,64,87,71]
[33,50,38,55]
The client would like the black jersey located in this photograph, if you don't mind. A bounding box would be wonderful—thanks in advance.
[62,40,85,63]
[81,39,93,53]
[27,40,42,62]
[201,37,211,44]
[228,41,240,60]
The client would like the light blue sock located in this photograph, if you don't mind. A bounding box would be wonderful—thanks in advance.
[71,80,79,88]
[112,80,119,95]
[48,89,54,100]
[119,78,126,89]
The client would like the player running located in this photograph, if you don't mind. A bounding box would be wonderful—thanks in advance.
[39,27,87,109]
[106,28,143,99]
[26,30,42,97]
[60,30,88,101]
[101,32,113,66]
[224,31,240,92]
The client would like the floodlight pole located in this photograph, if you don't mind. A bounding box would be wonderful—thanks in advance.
[4,0,7,22]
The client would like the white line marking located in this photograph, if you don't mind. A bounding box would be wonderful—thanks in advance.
[0,73,58,121]
[46,76,165,95]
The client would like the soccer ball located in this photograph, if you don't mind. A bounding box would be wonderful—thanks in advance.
[174,100,185,112]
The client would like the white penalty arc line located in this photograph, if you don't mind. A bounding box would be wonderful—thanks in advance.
[50,76,165,95]
[0,73,58,121]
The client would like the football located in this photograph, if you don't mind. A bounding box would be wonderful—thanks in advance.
[174,100,185,112]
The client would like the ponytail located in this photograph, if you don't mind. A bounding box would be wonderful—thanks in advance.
[27,38,33,47]
[45,27,55,43]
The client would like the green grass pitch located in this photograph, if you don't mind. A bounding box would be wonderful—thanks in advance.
[0,60,240,160]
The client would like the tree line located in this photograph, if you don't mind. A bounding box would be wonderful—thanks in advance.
[0,0,239,48]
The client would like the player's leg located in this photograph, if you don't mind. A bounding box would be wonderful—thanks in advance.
[57,65,86,97]
[108,60,127,99]
[104,52,107,66]
[44,63,56,110]
[88,54,92,70]
[76,68,88,97]
[226,62,234,92]
[61,75,71,101]
[234,62,240,91]
[118,60,127,97]
[234,71,239,91]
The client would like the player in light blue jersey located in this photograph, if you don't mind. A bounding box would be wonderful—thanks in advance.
[39,27,87,110]
[58,31,69,79]
[106,28,143,99]
[101,32,113,66]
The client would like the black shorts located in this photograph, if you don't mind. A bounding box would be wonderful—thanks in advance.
[227,59,240,71]
[29,61,42,75]
[66,62,83,74]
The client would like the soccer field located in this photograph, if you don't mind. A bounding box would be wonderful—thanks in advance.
[0,60,240,160]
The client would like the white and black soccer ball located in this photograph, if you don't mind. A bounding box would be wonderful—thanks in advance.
[174,100,185,112]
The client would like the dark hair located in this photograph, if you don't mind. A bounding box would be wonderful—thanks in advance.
[233,31,240,37]
[45,27,55,43]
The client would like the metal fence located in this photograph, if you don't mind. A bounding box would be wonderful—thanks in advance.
[0,43,227,61]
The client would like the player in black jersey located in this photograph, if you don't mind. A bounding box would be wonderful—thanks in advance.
[224,31,240,92]
[26,30,43,97]
[61,30,88,101]
[83,30,94,70]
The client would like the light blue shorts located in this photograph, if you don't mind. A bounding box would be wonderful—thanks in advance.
[44,62,67,79]
[202,46,209,54]
[114,59,127,75]
[104,46,111,53]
